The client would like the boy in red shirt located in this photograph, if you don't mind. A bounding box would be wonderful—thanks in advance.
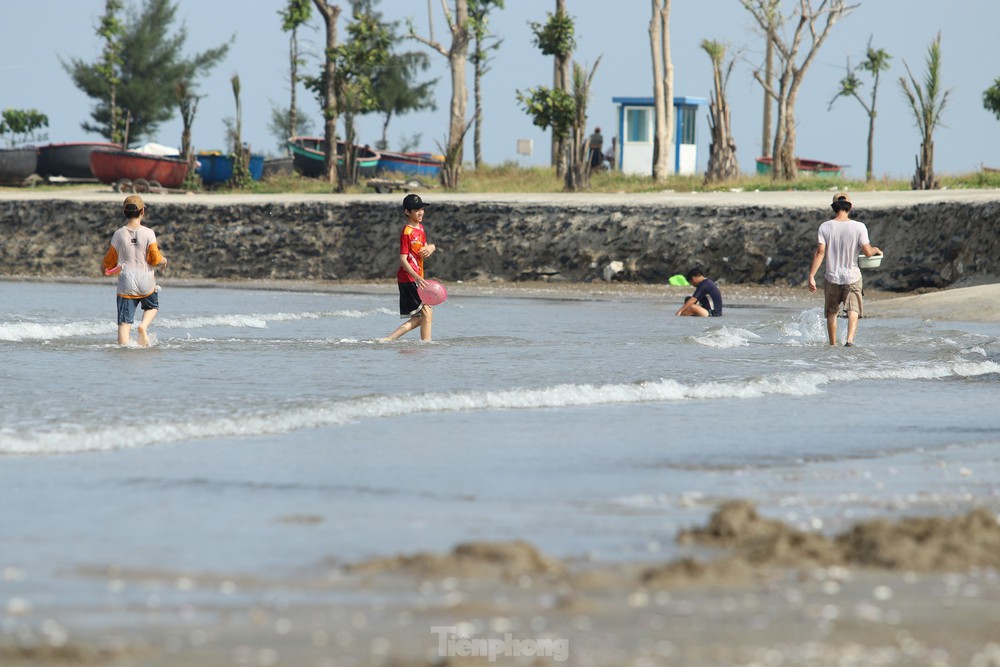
[384,194,437,341]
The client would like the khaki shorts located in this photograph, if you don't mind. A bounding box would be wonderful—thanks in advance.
[824,279,863,317]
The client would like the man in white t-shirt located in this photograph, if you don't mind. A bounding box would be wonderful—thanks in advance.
[807,192,882,347]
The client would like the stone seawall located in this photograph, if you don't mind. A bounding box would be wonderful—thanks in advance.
[1,197,998,291]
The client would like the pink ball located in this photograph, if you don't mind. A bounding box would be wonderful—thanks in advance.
[417,279,448,306]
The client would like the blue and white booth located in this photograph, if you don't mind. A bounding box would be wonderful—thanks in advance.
[611,96,707,175]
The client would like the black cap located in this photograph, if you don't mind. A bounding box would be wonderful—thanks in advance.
[402,193,425,211]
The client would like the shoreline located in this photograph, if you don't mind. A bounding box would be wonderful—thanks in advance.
[4,273,998,321]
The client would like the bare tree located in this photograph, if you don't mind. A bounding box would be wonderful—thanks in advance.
[829,37,891,182]
[410,0,471,189]
[702,40,739,183]
[649,0,674,181]
[312,0,341,189]
[741,0,858,180]
[900,32,950,190]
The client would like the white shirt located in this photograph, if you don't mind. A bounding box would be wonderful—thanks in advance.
[818,218,870,285]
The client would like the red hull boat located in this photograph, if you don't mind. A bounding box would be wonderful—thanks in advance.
[90,150,189,189]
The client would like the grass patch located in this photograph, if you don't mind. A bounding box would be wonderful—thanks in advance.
[4,164,1000,195]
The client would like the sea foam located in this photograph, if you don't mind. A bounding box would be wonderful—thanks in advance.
[3,359,997,456]
[0,309,393,342]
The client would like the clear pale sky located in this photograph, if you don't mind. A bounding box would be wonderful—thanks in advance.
[3,1,999,179]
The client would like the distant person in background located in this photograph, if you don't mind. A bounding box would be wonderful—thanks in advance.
[384,193,437,341]
[807,192,882,347]
[102,195,168,346]
[589,127,604,171]
[676,268,723,317]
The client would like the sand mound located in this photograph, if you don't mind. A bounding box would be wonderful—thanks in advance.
[837,508,1000,570]
[344,503,1000,591]
[346,540,565,580]
[654,500,1000,584]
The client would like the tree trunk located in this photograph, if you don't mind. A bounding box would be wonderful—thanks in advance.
[441,0,470,189]
[313,0,340,190]
[912,140,937,190]
[649,0,673,181]
[866,110,875,182]
[340,111,358,187]
[289,28,299,146]
[473,31,483,169]
[769,74,787,179]
[761,38,773,157]
[552,0,570,177]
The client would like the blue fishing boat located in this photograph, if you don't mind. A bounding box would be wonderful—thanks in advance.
[376,150,445,179]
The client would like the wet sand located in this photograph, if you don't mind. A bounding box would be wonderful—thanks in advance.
[3,503,998,667]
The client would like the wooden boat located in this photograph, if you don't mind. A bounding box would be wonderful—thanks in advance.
[36,142,121,180]
[376,150,444,180]
[755,156,843,178]
[89,149,189,190]
[0,147,39,185]
[288,136,380,178]
[195,152,264,186]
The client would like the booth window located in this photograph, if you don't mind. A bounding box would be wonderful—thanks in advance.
[626,108,649,142]
[679,106,697,145]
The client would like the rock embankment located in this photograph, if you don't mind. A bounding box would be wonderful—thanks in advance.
[2,196,998,290]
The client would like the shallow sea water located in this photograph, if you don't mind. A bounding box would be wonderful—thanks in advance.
[1,280,999,596]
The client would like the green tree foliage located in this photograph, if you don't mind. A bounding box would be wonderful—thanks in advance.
[372,50,436,150]
[830,37,891,182]
[530,5,574,174]
[0,109,49,147]
[900,32,950,190]
[529,8,574,58]
[517,87,575,140]
[984,78,1000,120]
[63,0,231,145]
